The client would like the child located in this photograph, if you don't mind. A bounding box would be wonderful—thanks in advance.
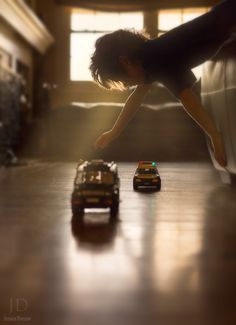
[90,0,236,167]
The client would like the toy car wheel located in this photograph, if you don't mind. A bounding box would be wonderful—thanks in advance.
[156,182,161,191]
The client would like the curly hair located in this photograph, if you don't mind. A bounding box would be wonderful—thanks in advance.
[90,29,149,90]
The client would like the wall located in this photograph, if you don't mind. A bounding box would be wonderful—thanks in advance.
[0,0,54,105]
[0,17,33,94]
[0,0,54,160]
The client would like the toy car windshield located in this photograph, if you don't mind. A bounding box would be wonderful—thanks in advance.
[137,168,157,175]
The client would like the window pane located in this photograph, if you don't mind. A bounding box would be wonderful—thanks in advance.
[71,12,96,31]
[158,8,209,31]
[70,32,104,81]
[94,13,120,30]
[159,10,182,31]
[71,11,143,81]
[183,8,209,23]
[71,11,143,31]
[119,13,143,30]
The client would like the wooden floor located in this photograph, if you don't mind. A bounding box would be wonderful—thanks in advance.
[0,161,236,325]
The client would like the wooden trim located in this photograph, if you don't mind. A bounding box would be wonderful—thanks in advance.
[56,0,218,11]
[0,0,54,54]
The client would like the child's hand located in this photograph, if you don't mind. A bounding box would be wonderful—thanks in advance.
[211,132,227,167]
[94,130,115,149]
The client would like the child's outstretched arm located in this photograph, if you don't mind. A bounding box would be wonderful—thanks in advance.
[94,84,151,149]
[179,88,227,167]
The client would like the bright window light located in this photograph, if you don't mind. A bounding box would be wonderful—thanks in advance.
[159,10,183,31]
[70,32,103,81]
[70,11,143,81]
[158,8,209,32]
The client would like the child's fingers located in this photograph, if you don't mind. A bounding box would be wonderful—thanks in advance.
[214,151,227,167]
[211,132,227,167]
[94,138,100,149]
[94,131,114,150]
[94,134,106,149]
[94,138,103,149]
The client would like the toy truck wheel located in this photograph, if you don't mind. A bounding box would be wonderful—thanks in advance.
[72,205,84,217]
[133,182,138,191]
[110,202,119,217]
[116,190,120,201]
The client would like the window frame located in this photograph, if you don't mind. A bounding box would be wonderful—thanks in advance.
[157,7,210,35]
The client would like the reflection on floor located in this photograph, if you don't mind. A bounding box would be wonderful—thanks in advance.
[0,161,236,325]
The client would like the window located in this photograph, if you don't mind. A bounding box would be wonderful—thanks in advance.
[158,8,209,34]
[158,8,210,79]
[70,10,143,81]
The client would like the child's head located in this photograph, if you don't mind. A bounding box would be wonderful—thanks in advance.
[90,29,149,90]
